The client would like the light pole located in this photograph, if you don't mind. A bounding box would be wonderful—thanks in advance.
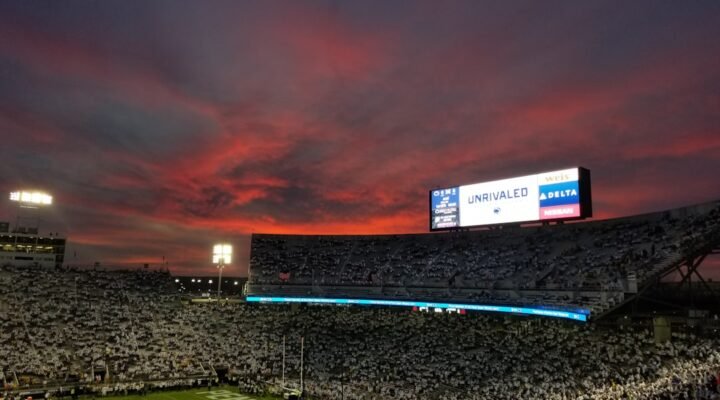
[212,243,232,299]
[9,190,53,233]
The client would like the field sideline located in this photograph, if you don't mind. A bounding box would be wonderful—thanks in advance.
[98,386,280,400]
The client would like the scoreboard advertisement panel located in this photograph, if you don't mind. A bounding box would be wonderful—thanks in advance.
[430,167,592,230]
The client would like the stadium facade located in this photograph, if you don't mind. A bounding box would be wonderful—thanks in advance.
[0,222,66,268]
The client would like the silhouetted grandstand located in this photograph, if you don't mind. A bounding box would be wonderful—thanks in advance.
[247,200,720,318]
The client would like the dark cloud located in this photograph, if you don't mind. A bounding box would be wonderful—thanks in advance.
[180,187,236,218]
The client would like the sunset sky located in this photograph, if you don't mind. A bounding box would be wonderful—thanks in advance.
[1,1,719,277]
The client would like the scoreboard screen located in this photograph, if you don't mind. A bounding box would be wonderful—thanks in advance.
[430,167,592,230]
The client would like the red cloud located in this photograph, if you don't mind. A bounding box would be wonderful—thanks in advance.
[266,5,394,82]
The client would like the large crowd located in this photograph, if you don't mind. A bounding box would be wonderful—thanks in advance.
[0,267,207,383]
[248,201,720,314]
[1,265,720,399]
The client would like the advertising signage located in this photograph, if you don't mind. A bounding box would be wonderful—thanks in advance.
[246,296,589,322]
[430,167,592,230]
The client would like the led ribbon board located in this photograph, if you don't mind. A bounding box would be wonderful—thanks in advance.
[245,296,589,322]
[430,167,592,230]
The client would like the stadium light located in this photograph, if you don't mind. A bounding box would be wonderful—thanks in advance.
[10,191,53,207]
[9,190,54,234]
[212,244,232,264]
[213,243,232,298]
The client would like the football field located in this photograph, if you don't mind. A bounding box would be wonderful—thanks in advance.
[107,387,280,400]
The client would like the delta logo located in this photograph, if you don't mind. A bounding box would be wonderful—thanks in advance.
[539,189,577,201]
[539,181,580,207]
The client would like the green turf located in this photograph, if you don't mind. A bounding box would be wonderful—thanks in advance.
[101,386,280,400]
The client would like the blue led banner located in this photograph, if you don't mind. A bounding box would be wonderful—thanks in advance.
[245,296,589,322]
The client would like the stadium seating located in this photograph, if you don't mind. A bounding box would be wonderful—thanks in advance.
[247,201,720,315]
[0,266,719,399]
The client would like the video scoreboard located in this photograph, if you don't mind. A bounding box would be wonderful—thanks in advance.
[430,167,592,230]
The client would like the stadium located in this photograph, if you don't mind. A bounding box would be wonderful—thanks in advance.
[2,2,720,399]
[2,169,720,400]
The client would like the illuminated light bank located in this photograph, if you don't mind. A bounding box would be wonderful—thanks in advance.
[9,191,53,206]
[213,243,233,264]
[245,296,589,322]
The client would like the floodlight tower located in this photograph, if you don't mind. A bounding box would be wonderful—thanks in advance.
[9,190,53,232]
[212,243,232,298]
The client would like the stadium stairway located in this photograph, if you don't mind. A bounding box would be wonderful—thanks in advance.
[593,227,720,321]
